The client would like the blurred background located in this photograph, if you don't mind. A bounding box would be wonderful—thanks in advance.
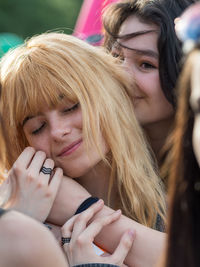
[0,0,83,38]
[0,0,119,57]
[0,0,83,56]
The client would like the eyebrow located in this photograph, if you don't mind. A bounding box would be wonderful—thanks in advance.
[116,30,159,59]
[118,29,158,40]
[116,41,158,59]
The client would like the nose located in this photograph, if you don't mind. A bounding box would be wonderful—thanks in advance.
[49,113,72,142]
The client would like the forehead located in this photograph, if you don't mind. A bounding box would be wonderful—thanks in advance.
[118,15,159,51]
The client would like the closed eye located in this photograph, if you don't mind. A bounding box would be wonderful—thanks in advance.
[32,122,46,135]
[63,102,79,113]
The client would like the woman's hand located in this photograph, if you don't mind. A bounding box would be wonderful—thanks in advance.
[61,200,135,267]
[6,147,63,222]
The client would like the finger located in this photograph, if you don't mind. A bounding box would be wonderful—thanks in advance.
[39,158,55,185]
[80,209,121,243]
[109,229,135,265]
[48,167,63,197]
[71,199,104,242]
[13,147,36,170]
[61,215,78,242]
[27,150,46,179]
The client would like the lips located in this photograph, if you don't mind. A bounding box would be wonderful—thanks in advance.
[58,139,82,157]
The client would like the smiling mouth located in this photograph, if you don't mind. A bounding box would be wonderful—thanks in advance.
[58,139,82,157]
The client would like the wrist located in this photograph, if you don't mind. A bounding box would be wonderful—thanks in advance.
[48,177,91,224]
[74,197,99,215]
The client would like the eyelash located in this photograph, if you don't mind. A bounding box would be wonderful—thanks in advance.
[32,123,45,135]
[32,103,79,135]
[112,52,156,69]
[140,62,156,69]
[63,102,79,113]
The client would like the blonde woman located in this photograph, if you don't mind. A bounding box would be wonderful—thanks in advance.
[0,32,166,266]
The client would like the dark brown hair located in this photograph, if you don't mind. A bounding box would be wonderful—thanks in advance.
[164,49,200,267]
[103,0,197,107]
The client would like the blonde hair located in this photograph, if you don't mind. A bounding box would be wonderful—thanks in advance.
[0,32,166,227]
[0,115,6,184]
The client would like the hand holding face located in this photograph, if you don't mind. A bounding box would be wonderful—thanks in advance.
[61,200,135,267]
[6,147,63,222]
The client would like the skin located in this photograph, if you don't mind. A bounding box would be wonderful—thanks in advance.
[115,15,174,162]
[2,33,168,265]
[61,200,135,267]
[48,183,166,267]
[190,54,200,165]
[22,100,115,205]
[0,211,68,267]
[23,101,108,178]
[4,97,166,267]
[6,148,63,222]
[0,206,133,267]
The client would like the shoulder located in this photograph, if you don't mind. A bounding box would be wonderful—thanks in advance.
[0,210,67,267]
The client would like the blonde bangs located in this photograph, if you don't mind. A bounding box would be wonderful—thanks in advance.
[1,47,81,129]
[14,68,78,128]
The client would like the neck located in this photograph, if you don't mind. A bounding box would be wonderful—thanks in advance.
[143,116,174,166]
[76,159,118,207]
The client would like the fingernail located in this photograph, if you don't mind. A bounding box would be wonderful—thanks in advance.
[97,199,104,205]
[115,209,121,214]
[128,229,135,238]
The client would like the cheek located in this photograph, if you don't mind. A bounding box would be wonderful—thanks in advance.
[74,109,83,129]
[23,130,35,146]
[24,132,48,152]
[137,72,161,97]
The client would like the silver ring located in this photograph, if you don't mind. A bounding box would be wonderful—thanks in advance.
[61,237,71,246]
[40,166,53,175]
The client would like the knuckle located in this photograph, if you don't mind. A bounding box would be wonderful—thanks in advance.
[45,188,54,198]
[94,217,103,225]
[61,227,70,238]
[122,238,132,250]
[95,216,109,227]
[36,150,46,158]
[75,214,84,224]
[78,209,92,221]
[26,146,35,154]
[55,167,63,176]
[13,163,23,175]
[45,158,54,167]
[26,172,35,182]
[76,235,85,247]
[36,182,43,189]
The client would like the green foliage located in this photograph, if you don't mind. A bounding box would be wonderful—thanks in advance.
[0,0,83,39]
